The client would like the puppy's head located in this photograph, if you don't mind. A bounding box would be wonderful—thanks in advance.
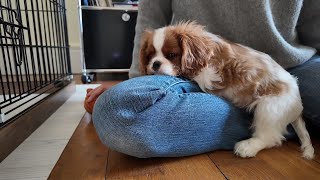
[139,22,213,78]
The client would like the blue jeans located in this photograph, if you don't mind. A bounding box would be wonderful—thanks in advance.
[92,55,320,158]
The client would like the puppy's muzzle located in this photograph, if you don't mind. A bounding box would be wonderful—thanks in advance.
[152,61,162,71]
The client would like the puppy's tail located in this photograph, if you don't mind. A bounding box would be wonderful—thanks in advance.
[291,116,315,159]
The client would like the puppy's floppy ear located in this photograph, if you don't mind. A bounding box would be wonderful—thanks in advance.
[176,22,211,76]
[139,30,153,75]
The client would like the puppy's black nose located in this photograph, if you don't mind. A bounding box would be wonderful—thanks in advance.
[152,61,161,71]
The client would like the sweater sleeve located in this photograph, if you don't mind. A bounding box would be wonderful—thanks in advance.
[129,0,173,78]
[297,0,320,52]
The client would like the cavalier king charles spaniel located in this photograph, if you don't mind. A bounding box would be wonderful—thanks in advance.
[139,22,314,159]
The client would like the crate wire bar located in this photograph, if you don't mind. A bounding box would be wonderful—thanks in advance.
[0,0,71,125]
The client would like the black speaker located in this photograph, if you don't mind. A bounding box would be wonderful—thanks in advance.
[82,8,137,70]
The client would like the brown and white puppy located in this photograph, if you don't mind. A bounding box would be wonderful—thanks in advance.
[139,22,314,159]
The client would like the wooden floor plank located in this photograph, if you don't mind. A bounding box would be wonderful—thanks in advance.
[312,138,320,163]
[209,150,286,180]
[209,141,320,180]
[287,138,320,163]
[48,113,109,180]
[259,142,320,179]
[106,150,226,180]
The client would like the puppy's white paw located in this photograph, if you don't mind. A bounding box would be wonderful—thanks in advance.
[234,138,262,158]
[302,145,315,160]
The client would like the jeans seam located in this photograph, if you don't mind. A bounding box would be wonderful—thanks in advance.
[157,76,190,90]
[134,89,165,114]
[163,81,191,92]
[135,79,193,114]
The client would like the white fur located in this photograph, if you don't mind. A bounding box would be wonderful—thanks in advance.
[204,32,223,43]
[292,116,315,159]
[234,93,314,159]
[153,28,165,56]
[193,66,222,91]
[232,51,314,159]
[147,59,176,75]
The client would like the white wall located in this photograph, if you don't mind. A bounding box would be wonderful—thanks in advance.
[65,0,82,74]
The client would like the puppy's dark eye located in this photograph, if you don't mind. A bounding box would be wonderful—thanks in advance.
[146,54,152,60]
[167,53,177,60]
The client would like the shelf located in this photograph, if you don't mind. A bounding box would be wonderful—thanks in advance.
[81,6,138,11]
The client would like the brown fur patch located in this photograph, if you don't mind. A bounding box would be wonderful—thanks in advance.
[161,30,182,73]
[165,22,213,78]
[139,30,155,75]
[257,81,288,96]
[208,42,287,107]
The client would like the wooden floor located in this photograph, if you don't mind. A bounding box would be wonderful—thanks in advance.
[49,76,320,179]
[48,112,320,179]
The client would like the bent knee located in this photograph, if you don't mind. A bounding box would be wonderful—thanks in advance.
[91,77,171,158]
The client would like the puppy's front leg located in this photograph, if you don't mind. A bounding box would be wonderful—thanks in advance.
[234,99,286,158]
[234,123,284,158]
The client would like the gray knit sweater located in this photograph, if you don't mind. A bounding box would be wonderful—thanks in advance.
[129,0,319,78]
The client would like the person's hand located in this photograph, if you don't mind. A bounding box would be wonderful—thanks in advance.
[86,84,109,103]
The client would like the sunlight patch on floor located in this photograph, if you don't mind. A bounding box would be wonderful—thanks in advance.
[0,84,100,180]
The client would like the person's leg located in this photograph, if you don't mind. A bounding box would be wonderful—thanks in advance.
[288,55,320,131]
[92,75,252,158]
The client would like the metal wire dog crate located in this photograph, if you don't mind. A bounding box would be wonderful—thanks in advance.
[0,0,72,126]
